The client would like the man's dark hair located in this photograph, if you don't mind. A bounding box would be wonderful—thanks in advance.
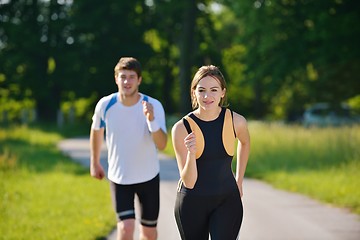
[114,57,142,78]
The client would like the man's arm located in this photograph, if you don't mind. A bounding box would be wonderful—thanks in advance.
[150,127,167,150]
[142,100,168,150]
[90,128,105,180]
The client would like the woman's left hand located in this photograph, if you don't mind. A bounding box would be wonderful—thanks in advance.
[237,183,243,198]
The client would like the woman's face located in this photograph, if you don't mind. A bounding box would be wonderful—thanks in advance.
[194,76,225,110]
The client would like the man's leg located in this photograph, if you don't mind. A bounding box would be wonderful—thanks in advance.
[139,225,157,240]
[136,174,160,240]
[110,181,137,240]
[117,219,135,240]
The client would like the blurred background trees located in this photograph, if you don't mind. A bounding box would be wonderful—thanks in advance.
[0,0,359,123]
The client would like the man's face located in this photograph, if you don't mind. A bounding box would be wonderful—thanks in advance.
[115,69,141,96]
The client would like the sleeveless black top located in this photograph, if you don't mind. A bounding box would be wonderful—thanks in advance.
[178,108,238,195]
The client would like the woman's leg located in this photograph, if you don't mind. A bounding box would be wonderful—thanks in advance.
[174,192,210,240]
[209,191,243,240]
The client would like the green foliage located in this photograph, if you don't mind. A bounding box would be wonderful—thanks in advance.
[0,126,114,239]
[218,0,360,119]
[0,0,75,120]
[347,95,360,114]
[61,92,98,122]
[1,0,359,121]
[0,87,36,123]
[222,44,254,114]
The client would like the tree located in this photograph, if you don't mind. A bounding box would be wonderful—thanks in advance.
[218,0,360,119]
[0,0,76,121]
[177,0,198,114]
[69,0,154,98]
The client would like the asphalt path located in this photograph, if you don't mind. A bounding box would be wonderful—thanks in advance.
[58,137,360,240]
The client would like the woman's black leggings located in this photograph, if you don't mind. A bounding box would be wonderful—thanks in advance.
[174,190,243,240]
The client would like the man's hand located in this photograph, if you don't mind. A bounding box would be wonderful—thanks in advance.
[90,162,105,180]
[142,101,154,121]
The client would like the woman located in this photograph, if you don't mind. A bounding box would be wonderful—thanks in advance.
[172,65,250,240]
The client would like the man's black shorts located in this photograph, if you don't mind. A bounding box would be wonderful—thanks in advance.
[110,174,160,227]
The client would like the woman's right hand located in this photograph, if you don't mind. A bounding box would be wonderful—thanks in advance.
[184,132,197,155]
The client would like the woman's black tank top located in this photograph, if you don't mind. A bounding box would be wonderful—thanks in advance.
[178,107,238,195]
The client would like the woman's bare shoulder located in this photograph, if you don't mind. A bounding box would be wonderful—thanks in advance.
[232,111,248,126]
[172,118,187,135]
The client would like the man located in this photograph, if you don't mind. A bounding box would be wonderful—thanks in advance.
[90,57,167,240]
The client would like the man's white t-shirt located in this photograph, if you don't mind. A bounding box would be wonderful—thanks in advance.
[91,93,167,185]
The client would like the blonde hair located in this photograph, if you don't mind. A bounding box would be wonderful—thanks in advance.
[190,65,228,109]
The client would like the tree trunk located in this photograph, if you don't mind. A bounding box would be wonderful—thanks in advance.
[179,0,197,114]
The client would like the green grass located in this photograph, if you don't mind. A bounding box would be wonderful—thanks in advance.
[0,125,115,240]
[246,121,360,214]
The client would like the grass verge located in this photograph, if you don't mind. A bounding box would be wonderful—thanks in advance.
[0,124,115,240]
[246,121,360,214]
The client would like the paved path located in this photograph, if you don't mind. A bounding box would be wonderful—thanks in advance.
[58,138,360,240]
